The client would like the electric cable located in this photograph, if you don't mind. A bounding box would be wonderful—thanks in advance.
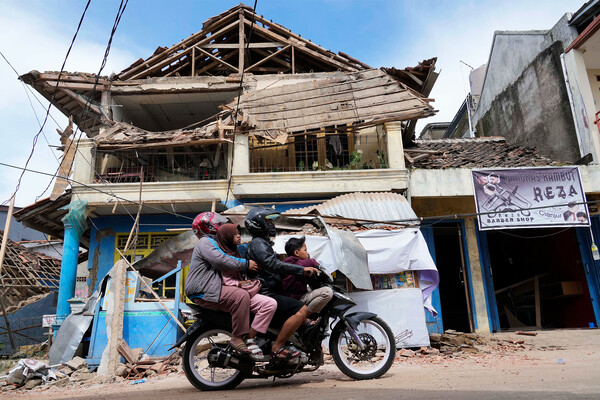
[3,0,93,205]
[0,161,193,220]
[3,159,599,227]
[225,0,258,205]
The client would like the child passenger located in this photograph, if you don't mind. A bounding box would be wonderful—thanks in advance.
[282,237,333,326]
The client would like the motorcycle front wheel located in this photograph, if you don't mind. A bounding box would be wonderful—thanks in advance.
[182,328,245,391]
[330,316,396,380]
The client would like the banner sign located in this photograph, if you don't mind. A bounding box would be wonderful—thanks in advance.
[472,167,590,230]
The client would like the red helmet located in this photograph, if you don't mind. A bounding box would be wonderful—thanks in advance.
[192,212,228,238]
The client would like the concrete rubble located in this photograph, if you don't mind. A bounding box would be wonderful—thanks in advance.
[116,340,181,380]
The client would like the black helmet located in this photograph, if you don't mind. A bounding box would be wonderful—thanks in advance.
[245,207,279,237]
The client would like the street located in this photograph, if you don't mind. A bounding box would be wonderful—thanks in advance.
[6,330,599,400]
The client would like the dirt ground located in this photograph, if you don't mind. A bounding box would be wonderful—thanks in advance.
[3,329,600,400]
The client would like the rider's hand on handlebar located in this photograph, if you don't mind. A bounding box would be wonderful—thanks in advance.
[248,260,261,272]
[303,266,319,277]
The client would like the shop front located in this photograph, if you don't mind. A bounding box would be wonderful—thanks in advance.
[472,167,600,332]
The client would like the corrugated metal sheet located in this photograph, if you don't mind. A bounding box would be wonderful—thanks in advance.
[283,192,418,225]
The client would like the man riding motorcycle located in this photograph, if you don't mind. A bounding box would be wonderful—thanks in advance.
[244,208,320,360]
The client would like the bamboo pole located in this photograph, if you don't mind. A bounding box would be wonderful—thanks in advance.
[0,194,16,350]
[0,195,15,278]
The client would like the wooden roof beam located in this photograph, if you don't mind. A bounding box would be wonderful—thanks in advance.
[251,48,291,69]
[243,20,356,72]
[195,50,238,76]
[200,42,284,49]
[245,45,291,72]
[125,19,240,80]
[242,9,363,70]
[58,88,103,116]
[195,46,239,72]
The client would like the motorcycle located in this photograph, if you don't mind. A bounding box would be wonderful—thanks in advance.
[171,267,396,391]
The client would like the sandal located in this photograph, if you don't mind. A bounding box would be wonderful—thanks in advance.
[302,316,321,333]
[230,340,252,357]
[245,338,265,361]
[270,345,301,360]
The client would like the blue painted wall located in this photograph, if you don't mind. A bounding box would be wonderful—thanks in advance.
[88,213,196,289]
[87,198,323,288]
[0,208,47,242]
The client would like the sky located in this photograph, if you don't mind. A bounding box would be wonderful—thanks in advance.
[0,0,585,207]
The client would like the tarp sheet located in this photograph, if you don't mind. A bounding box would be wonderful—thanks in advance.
[273,227,439,314]
[348,288,430,348]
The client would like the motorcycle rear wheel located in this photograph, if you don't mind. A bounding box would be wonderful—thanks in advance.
[182,327,245,391]
[330,316,396,380]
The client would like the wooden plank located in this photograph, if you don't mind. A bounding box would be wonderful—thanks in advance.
[238,71,386,107]
[194,47,238,72]
[200,42,284,49]
[291,46,295,74]
[127,19,240,80]
[239,9,245,73]
[191,47,195,77]
[252,107,433,134]
[242,20,357,71]
[195,50,238,75]
[242,84,416,116]
[38,73,110,85]
[58,88,103,115]
[245,45,291,72]
[45,81,109,91]
[242,9,359,69]
[251,48,291,69]
[245,91,423,123]
[97,138,231,151]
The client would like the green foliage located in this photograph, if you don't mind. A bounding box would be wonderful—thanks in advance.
[350,151,362,169]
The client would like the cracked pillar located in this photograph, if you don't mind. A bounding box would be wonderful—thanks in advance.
[56,200,88,323]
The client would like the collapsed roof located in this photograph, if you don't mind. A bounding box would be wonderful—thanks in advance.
[0,231,61,313]
[94,69,435,150]
[405,137,558,169]
[20,3,437,141]
[118,3,369,81]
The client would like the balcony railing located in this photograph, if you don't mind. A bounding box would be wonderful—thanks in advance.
[249,126,389,173]
[94,145,227,183]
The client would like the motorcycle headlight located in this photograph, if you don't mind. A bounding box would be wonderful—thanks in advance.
[335,291,352,302]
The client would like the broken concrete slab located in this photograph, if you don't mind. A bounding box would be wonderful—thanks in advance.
[23,378,43,390]
[65,356,88,371]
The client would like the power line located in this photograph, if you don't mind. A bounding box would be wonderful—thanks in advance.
[3,157,600,227]
[225,0,258,205]
[0,49,66,130]
[0,161,193,220]
[4,0,93,205]
[34,0,130,208]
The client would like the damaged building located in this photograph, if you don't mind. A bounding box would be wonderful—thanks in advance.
[16,3,600,362]
[15,3,445,364]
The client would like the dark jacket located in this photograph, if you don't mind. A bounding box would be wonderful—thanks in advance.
[281,256,319,300]
[185,235,249,303]
[245,237,304,296]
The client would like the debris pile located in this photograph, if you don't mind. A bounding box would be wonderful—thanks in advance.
[395,329,537,363]
[1,358,65,391]
[429,329,487,354]
[116,340,180,380]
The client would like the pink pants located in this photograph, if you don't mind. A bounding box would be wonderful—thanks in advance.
[194,285,276,337]
[249,293,277,334]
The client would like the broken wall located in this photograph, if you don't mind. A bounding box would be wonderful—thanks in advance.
[475,42,580,162]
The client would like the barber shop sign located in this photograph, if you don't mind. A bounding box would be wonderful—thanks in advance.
[471,167,590,230]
